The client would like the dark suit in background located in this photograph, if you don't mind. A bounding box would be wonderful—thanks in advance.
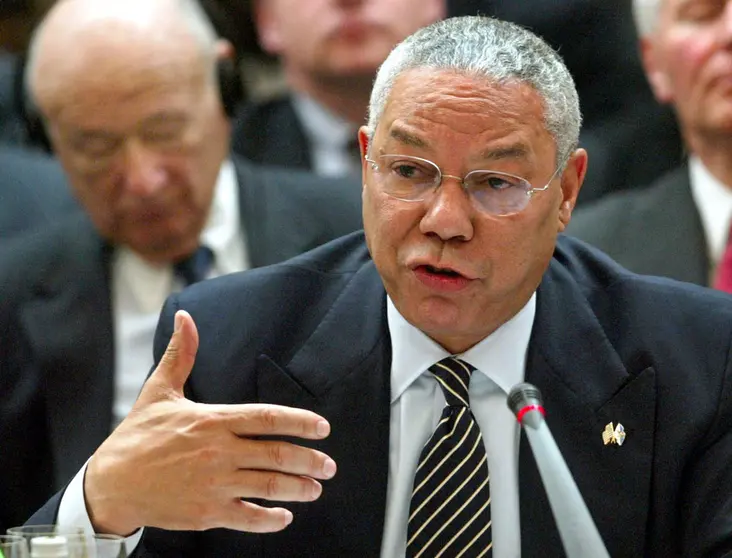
[0,156,363,533]
[28,233,732,556]
[0,52,27,146]
[0,146,79,238]
[447,0,682,203]
[566,166,709,285]
[231,96,310,170]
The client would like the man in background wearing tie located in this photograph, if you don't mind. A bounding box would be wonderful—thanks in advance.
[30,14,732,557]
[0,0,363,534]
[568,0,732,290]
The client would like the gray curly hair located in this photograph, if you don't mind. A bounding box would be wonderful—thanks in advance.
[366,16,582,166]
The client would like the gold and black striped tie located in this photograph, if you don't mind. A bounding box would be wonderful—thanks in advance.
[407,357,492,558]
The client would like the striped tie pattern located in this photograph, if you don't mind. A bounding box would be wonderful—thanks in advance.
[407,357,492,558]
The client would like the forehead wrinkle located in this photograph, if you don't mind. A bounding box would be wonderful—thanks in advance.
[480,144,531,161]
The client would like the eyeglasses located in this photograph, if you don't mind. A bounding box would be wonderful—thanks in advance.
[365,154,565,216]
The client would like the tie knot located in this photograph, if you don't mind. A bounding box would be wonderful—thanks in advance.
[174,246,214,286]
[429,357,475,407]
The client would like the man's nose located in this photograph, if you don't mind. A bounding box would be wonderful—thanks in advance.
[121,142,167,196]
[419,178,475,242]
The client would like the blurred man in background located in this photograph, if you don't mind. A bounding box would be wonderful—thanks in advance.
[0,0,362,533]
[232,0,445,177]
[568,0,732,289]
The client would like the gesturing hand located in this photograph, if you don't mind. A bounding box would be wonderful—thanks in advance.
[84,310,337,536]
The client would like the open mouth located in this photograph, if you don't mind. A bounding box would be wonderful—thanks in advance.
[423,265,464,278]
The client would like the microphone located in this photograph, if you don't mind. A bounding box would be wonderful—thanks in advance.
[507,382,610,558]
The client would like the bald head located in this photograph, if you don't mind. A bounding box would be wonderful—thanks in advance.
[22,0,234,263]
[26,0,220,115]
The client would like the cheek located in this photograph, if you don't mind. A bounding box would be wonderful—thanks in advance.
[363,190,418,261]
[664,34,713,92]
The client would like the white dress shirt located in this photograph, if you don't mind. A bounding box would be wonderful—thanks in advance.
[60,287,535,558]
[291,94,361,177]
[57,159,248,543]
[112,159,248,424]
[381,295,535,558]
[689,156,732,274]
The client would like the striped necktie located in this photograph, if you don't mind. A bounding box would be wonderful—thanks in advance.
[407,356,492,558]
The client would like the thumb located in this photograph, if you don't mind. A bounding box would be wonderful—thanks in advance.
[147,310,200,398]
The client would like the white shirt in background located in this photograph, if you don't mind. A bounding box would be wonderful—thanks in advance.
[112,158,249,424]
[291,93,361,177]
[689,156,732,272]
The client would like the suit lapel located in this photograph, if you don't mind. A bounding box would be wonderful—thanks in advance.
[255,262,391,556]
[519,257,657,557]
[19,219,115,487]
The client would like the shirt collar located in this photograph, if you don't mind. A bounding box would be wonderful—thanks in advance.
[291,93,357,149]
[387,293,537,404]
[115,158,244,312]
[689,156,732,264]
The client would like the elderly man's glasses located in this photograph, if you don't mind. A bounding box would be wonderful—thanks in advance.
[365,154,565,216]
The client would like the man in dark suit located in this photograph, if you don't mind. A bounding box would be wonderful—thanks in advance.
[231,0,445,177]
[29,15,732,557]
[0,146,79,237]
[567,0,732,286]
[0,0,361,534]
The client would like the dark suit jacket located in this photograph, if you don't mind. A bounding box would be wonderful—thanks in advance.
[0,146,79,239]
[566,165,709,286]
[0,156,363,533]
[231,96,311,171]
[29,233,732,556]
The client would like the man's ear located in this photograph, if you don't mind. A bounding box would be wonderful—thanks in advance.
[254,0,284,55]
[558,148,588,231]
[640,37,674,104]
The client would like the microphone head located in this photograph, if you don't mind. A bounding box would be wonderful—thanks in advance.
[507,382,544,417]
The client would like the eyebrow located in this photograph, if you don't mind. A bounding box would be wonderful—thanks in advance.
[479,144,531,162]
[389,126,531,161]
[140,112,190,127]
[388,128,430,149]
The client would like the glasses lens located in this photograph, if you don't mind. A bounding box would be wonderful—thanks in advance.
[466,170,530,215]
[378,155,439,201]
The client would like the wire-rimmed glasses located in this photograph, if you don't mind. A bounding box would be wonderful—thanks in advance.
[365,154,565,216]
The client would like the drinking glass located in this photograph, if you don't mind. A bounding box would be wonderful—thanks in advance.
[0,534,30,558]
[66,534,127,558]
[6,525,85,544]
[6,526,85,557]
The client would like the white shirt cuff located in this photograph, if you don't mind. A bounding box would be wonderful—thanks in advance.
[57,461,144,552]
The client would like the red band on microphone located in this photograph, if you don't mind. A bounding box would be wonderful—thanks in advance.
[516,404,545,423]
